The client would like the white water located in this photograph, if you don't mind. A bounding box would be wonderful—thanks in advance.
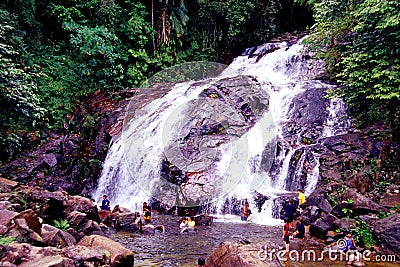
[93,38,349,224]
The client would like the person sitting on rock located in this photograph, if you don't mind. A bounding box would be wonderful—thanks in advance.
[187,217,197,233]
[101,195,111,210]
[342,232,357,253]
[290,217,305,239]
[142,202,152,224]
[180,218,188,233]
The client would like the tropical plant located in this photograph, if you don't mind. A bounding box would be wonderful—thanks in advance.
[53,219,71,231]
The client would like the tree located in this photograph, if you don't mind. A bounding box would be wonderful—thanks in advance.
[306,0,400,138]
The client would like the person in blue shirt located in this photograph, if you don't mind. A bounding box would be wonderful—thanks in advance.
[291,217,305,238]
[284,199,296,223]
[101,195,111,210]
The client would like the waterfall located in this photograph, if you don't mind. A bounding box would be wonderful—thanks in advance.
[92,37,349,224]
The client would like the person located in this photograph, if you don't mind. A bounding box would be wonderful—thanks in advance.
[101,195,111,210]
[180,218,188,233]
[241,202,250,222]
[282,219,291,255]
[291,217,305,239]
[297,189,306,207]
[142,202,151,223]
[342,232,357,253]
[187,217,197,232]
[196,257,206,267]
[284,199,296,223]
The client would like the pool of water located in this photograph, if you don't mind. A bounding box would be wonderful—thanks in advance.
[107,214,398,267]
[109,214,282,266]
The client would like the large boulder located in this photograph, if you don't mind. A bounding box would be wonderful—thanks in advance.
[303,188,333,213]
[206,242,279,267]
[115,212,140,232]
[342,188,388,215]
[0,210,18,227]
[77,234,134,267]
[193,214,213,226]
[372,213,400,259]
[309,214,341,239]
[0,178,19,193]
[61,245,110,266]
[379,193,400,208]
[65,196,99,222]
[82,220,104,236]
[41,224,76,248]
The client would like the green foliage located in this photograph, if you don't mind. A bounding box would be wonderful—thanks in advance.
[305,0,400,139]
[0,9,46,129]
[0,0,314,161]
[53,219,71,231]
[349,220,377,249]
[16,192,29,210]
[327,193,338,206]
[0,236,15,245]
[378,211,391,219]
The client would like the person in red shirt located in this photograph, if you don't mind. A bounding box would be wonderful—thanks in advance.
[282,219,291,254]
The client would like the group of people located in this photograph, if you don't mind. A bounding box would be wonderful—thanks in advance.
[282,216,306,254]
[179,217,197,233]
[284,189,306,222]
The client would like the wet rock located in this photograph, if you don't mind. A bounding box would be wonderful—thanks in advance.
[82,220,103,236]
[309,214,341,239]
[140,224,165,235]
[206,241,279,267]
[253,192,270,213]
[115,212,140,232]
[77,234,134,267]
[300,206,320,224]
[372,213,400,259]
[193,214,213,226]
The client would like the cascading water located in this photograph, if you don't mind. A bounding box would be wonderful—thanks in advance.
[92,37,350,224]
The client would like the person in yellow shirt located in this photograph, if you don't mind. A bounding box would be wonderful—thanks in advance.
[297,189,306,207]
[187,217,197,233]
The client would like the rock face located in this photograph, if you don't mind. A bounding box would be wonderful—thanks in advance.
[206,242,279,267]
[342,188,388,214]
[372,213,400,259]
[154,75,272,206]
[309,214,341,239]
